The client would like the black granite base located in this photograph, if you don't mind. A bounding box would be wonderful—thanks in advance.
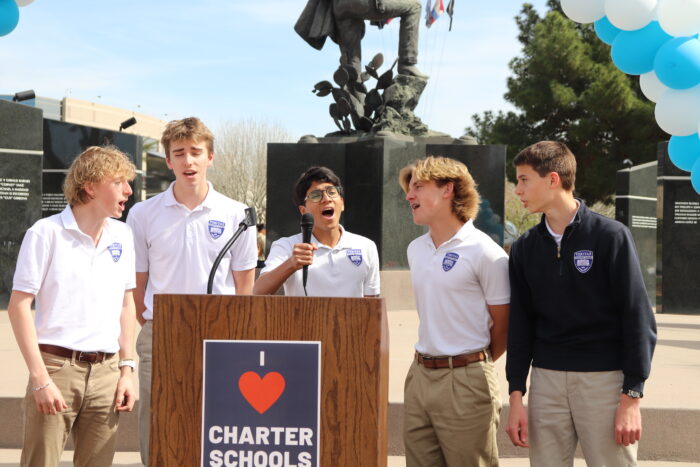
[616,161,658,308]
[266,137,505,269]
[657,142,700,314]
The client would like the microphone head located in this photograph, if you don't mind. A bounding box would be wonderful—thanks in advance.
[239,207,257,228]
[300,213,314,229]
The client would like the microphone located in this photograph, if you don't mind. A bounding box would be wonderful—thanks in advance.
[207,207,257,294]
[300,213,314,296]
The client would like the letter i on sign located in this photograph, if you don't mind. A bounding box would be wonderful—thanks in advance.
[260,351,265,367]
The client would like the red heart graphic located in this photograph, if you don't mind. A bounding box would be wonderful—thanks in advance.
[238,371,286,414]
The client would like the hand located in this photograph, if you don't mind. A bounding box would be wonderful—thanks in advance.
[506,393,530,448]
[136,313,146,327]
[615,394,642,446]
[115,372,136,412]
[288,243,318,271]
[32,381,68,415]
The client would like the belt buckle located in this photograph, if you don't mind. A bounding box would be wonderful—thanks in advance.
[418,354,437,368]
[77,351,98,362]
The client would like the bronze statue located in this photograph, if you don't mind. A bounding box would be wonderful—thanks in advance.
[295,0,427,80]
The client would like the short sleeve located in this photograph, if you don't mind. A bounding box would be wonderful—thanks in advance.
[12,229,50,295]
[126,206,149,273]
[122,224,137,290]
[229,223,258,271]
[363,240,381,296]
[259,238,293,275]
[478,242,510,306]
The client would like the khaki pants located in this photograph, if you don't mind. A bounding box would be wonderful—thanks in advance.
[403,356,502,467]
[21,351,120,467]
[136,320,153,466]
[529,367,638,467]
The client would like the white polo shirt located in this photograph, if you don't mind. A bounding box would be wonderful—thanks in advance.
[260,226,380,297]
[12,206,136,353]
[407,220,510,357]
[127,182,258,320]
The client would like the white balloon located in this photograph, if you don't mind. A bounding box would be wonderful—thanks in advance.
[605,0,657,31]
[561,0,606,24]
[640,71,668,103]
[658,0,700,37]
[655,85,700,136]
[15,0,35,6]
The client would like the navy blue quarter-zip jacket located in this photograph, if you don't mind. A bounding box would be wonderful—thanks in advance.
[506,201,656,395]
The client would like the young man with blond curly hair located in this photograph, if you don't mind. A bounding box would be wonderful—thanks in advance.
[127,117,258,465]
[9,146,138,466]
[399,156,510,467]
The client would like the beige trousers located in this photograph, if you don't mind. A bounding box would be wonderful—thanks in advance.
[21,351,120,467]
[529,367,638,467]
[136,320,153,466]
[403,356,502,467]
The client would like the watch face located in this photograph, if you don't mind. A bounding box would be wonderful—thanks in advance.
[627,390,642,398]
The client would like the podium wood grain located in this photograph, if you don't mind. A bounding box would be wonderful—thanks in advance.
[151,295,389,466]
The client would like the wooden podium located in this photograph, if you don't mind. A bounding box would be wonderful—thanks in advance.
[150,294,389,466]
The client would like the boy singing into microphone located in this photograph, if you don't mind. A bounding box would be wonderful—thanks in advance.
[253,166,380,297]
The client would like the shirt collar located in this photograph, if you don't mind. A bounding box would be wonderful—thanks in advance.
[60,205,116,249]
[163,181,215,211]
[59,205,80,232]
[313,224,349,249]
[422,219,475,249]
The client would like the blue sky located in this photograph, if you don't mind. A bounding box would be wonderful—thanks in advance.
[1,0,548,139]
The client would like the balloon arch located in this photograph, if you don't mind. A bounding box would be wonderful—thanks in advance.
[562,0,700,194]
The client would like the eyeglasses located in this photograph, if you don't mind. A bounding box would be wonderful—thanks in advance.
[304,186,342,203]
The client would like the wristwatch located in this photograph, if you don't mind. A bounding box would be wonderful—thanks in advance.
[621,388,643,398]
[118,359,136,372]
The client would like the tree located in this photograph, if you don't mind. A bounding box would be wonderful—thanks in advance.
[466,1,666,203]
[209,119,294,223]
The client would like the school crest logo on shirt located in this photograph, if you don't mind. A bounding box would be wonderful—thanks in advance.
[574,250,594,273]
[347,249,363,266]
[442,252,459,272]
[208,220,225,240]
[108,243,122,263]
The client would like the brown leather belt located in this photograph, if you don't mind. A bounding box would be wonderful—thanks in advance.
[39,344,115,363]
[416,350,487,369]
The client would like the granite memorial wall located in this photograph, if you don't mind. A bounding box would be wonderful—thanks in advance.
[657,142,700,314]
[42,119,143,217]
[0,100,43,305]
[616,161,658,308]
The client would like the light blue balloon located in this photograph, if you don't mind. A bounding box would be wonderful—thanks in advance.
[692,156,700,194]
[654,37,700,90]
[0,0,19,37]
[612,21,672,76]
[594,16,622,46]
[669,134,700,172]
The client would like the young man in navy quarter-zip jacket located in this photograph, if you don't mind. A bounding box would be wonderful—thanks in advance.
[505,141,656,467]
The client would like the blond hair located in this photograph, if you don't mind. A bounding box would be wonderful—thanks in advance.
[399,156,480,223]
[161,117,214,156]
[63,146,136,206]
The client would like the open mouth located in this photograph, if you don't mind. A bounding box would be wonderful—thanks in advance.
[184,170,197,177]
[321,207,335,219]
[410,203,420,211]
[118,200,126,209]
